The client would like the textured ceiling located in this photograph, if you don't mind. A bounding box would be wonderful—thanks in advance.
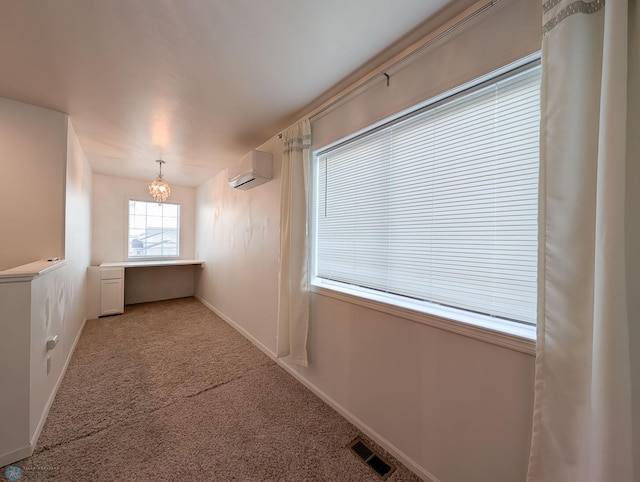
[0,0,458,186]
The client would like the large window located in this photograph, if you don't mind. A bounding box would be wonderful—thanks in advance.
[313,62,540,325]
[128,200,180,258]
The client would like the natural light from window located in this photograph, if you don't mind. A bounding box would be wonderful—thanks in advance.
[128,200,180,258]
[312,61,540,328]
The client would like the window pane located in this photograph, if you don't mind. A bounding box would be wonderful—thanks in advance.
[133,215,146,229]
[314,63,540,325]
[147,215,163,228]
[163,203,178,217]
[127,201,180,258]
[147,203,163,217]
[163,215,178,229]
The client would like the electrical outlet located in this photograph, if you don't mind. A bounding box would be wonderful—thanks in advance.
[47,355,51,375]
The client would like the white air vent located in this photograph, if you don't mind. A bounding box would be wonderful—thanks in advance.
[227,150,273,190]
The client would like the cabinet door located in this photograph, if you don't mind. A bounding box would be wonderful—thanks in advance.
[100,278,124,316]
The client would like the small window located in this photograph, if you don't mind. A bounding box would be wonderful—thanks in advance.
[128,200,180,259]
[312,62,540,326]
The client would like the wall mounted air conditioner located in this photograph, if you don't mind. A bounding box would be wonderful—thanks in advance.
[227,150,273,190]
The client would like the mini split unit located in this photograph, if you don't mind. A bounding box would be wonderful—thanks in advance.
[227,150,273,190]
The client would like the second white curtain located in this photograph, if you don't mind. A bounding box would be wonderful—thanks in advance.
[276,118,311,367]
[527,1,637,480]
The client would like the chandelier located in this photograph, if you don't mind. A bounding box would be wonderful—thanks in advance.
[149,159,171,203]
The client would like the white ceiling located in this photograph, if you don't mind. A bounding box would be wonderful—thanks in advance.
[0,0,459,187]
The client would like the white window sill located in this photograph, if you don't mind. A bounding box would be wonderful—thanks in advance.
[310,278,536,355]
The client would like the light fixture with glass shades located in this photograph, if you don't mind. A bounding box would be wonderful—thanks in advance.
[148,159,171,203]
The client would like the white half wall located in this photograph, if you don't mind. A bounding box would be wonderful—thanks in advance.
[0,97,67,271]
[0,280,30,463]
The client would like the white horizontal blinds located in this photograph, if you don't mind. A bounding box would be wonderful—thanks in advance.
[316,65,540,324]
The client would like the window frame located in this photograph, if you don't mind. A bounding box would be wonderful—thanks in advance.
[309,56,540,354]
[126,198,181,261]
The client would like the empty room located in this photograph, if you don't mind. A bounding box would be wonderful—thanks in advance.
[0,1,638,481]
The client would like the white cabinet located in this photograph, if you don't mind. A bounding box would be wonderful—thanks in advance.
[100,267,124,316]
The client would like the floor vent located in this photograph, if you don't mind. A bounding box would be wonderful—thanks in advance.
[349,437,396,480]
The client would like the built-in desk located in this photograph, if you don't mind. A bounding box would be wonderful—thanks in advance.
[100,259,204,269]
[98,259,204,316]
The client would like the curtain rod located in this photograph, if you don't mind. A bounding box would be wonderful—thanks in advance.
[307,0,500,122]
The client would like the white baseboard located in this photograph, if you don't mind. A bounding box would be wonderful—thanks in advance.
[0,445,31,468]
[29,316,88,454]
[277,358,440,482]
[195,296,277,361]
[194,296,437,482]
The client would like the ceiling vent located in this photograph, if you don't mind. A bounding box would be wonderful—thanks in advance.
[227,150,273,190]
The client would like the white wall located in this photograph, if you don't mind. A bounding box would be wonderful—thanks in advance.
[292,296,534,482]
[195,137,281,354]
[124,265,196,305]
[195,132,535,481]
[193,1,541,479]
[63,119,92,354]
[28,120,92,460]
[0,97,67,271]
[29,118,92,458]
[311,0,541,152]
[0,114,92,467]
[627,19,640,478]
[91,173,196,265]
[91,174,197,306]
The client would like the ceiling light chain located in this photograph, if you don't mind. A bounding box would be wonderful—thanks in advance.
[149,159,171,203]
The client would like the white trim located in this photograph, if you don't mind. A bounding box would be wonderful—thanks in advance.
[196,296,277,361]
[310,281,536,356]
[0,445,31,468]
[29,316,88,454]
[0,259,67,283]
[277,358,441,482]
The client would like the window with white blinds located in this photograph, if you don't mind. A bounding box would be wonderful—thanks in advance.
[313,63,540,325]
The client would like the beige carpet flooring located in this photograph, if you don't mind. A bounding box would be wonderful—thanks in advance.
[5,297,421,481]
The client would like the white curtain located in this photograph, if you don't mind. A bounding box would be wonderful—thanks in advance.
[528,1,638,481]
[276,118,311,367]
